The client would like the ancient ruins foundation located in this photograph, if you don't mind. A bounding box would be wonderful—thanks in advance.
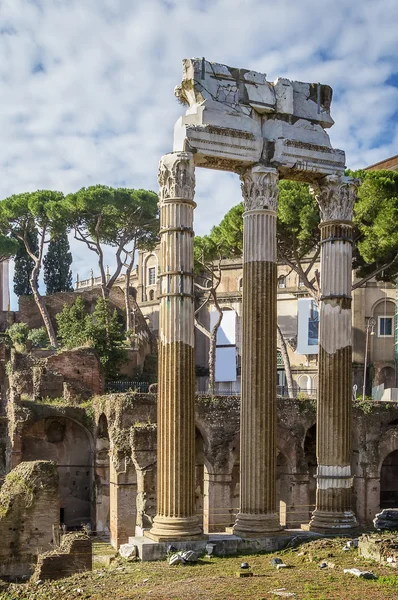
[0,461,59,579]
[148,58,360,542]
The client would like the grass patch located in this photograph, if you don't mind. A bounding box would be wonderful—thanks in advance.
[3,536,398,599]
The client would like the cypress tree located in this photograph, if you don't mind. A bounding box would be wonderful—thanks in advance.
[13,229,38,297]
[43,232,73,295]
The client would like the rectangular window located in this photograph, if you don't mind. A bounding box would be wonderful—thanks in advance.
[378,316,393,337]
[148,267,156,286]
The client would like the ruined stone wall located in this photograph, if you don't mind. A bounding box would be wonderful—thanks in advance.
[0,461,59,579]
[8,347,103,401]
[4,391,398,558]
[46,349,103,397]
[34,533,92,581]
[93,393,398,537]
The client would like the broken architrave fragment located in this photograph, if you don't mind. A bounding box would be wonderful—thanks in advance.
[173,58,345,180]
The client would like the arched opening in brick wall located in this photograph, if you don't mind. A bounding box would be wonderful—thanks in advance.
[378,366,396,389]
[195,427,205,531]
[22,416,94,529]
[380,450,398,509]
[95,414,110,535]
[304,424,317,517]
[276,451,291,527]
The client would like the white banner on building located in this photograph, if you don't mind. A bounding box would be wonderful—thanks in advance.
[297,298,319,355]
[215,347,237,382]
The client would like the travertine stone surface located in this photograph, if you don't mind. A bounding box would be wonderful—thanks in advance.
[147,152,201,541]
[173,59,345,179]
[233,166,282,536]
[309,175,360,533]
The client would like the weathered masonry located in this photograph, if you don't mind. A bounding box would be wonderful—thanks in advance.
[149,58,360,540]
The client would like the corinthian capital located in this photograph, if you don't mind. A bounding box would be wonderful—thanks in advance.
[158,152,195,202]
[241,166,279,212]
[311,175,360,222]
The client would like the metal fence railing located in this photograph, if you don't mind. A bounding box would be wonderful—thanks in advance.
[196,387,317,398]
[105,381,150,393]
[105,382,317,398]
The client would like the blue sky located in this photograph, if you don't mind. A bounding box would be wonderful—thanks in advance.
[1,0,397,308]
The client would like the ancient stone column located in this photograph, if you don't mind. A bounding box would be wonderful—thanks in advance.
[232,166,282,536]
[309,175,360,533]
[147,151,201,541]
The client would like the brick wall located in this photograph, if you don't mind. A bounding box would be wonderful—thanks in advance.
[0,461,59,579]
[46,348,103,397]
[35,535,92,581]
[9,348,104,400]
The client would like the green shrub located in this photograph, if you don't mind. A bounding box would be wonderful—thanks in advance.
[6,322,29,351]
[27,327,50,348]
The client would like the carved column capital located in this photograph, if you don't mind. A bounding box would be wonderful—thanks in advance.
[241,166,279,212]
[158,152,195,202]
[311,175,360,223]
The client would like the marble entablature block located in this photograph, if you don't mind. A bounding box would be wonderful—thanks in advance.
[173,58,345,180]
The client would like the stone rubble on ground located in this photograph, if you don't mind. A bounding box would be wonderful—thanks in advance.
[271,557,283,567]
[374,509,398,530]
[269,589,296,598]
[343,568,378,580]
[119,543,137,559]
[168,550,199,565]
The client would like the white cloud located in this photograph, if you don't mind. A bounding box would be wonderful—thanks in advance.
[1,0,397,308]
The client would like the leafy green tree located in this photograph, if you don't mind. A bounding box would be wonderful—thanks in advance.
[351,169,398,286]
[0,191,65,347]
[0,235,19,263]
[88,298,127,379]
[13,230,39,297]
[208,173,398,298]
[65,186,159,332]
[56,297,92,349]
[201,172,398,396]
[43,232,73,294]
[56,296,127,379]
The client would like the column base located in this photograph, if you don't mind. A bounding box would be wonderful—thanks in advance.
[230,512,283,538]
[145,515,204,542]
[308,509,358,534]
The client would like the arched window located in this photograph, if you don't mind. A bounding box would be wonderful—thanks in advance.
[298,374,311,394]
[381,450,398,508]
[148,289,155,301]
[277,275,286,289]
[148,267,156,286]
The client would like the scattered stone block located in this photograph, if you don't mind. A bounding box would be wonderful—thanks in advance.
[271,557,284,567]
[236,569,253,577]
[119,543,137,559]
[269,589,296,597]
[344,568,378,580]
[374,509,398,530]
[358,533,398,566]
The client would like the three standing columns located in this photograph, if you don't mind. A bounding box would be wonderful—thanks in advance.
[233,166,282,536]
[147,151,201,541]
[309,175,360,533]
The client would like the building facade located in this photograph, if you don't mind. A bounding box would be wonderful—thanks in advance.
[75,248,396,397]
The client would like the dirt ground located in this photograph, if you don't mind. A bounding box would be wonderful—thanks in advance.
[2,537,398,600]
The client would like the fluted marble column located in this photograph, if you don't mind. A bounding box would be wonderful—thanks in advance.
[309,175,360,533]
[147,152,201,541]
[233,166,282,537]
